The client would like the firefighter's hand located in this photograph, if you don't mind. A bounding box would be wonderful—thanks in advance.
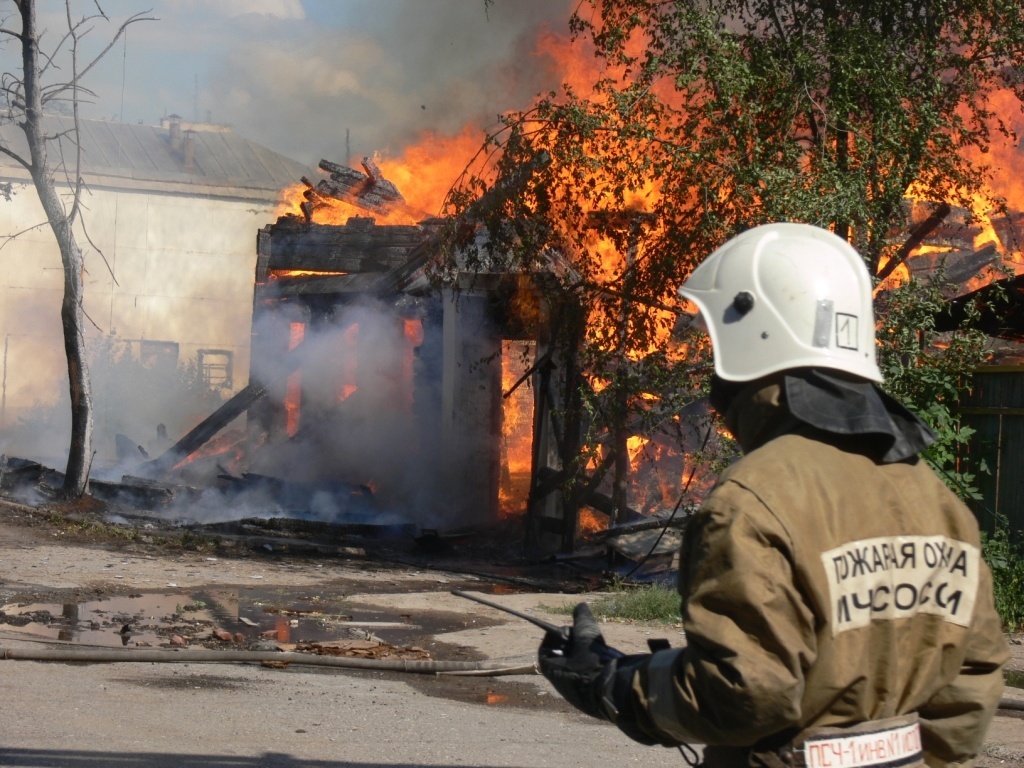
[538,604,670,747]
[537,603,623,719]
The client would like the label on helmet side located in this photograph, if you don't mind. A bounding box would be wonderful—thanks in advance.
[821,535,979,635]
[835,313,859,350]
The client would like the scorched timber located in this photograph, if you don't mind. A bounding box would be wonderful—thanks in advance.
[145,339,308,476]
[908,242,1000,290]
[257,218,435,277]
[298,158,405,217]
[143,382,268,475]
[267,272,385,297]
[319,158,404,205]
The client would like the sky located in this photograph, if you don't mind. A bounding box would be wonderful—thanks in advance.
[0,0,576,170]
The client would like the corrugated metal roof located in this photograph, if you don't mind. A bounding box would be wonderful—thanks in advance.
[0,115,311,201]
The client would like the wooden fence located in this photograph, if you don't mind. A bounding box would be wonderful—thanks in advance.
[958,366,1024,536]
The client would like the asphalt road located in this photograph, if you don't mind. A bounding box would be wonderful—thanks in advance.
[0,505,1021,768]
[0,647,686,768]
[0,512,688,768]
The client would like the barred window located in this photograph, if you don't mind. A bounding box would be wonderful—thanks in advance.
[198,349,233,389]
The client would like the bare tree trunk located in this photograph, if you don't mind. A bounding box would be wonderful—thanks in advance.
[17,0,93,496]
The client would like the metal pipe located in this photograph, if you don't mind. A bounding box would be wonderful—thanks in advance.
[452,590,566,637]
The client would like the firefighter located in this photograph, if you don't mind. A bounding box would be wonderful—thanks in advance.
[538,223,1009,767]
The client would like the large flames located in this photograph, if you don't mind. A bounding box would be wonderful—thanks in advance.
[266,15,1024,533]
[276,127,489,227]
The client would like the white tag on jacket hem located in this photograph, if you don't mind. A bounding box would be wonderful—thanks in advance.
[804,721,921,768]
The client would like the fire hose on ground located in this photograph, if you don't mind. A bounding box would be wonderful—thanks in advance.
[1,645,1021,710]
[0,646,535,676]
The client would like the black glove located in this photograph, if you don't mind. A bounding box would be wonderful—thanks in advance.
[539,603,670,747]
[537,602,625,719]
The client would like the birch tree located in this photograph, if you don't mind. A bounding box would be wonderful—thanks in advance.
[0,0,151,496]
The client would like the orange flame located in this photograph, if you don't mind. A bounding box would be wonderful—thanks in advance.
[335,323,360,406]
[401,317,424,412]
[276,125,493,228]
[499,340,536,519]
[337,384,358,403]
[579,508,609,534]
[269,269,347,279]
[275,181,421,226]
[171,428,248,472]
[898,87,1024,296]
[285,322,305,437]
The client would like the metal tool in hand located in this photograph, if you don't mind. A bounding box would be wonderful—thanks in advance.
[451,590,568,639]
[451,590,624,659]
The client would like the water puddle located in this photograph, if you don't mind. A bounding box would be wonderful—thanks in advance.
[0,587,428,650]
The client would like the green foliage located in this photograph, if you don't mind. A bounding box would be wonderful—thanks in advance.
[36,508,141,542]
[875,274,996,500]
[553,581,683,624]
[447,0,1024,509]
[179,529,215,552]
[981,523,1024,632]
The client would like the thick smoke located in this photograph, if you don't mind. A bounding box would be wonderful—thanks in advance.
[150,294,500,531]
[8,0,576,166]
[247,297,431,501]
[0,332,234,475]
[206,0,574,164]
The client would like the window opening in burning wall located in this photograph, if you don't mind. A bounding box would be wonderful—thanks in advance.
[140,340,179,373]
[197,349,234,389]
[500,339,536,519]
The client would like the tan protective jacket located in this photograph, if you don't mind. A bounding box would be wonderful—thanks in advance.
[627,385,1009,767]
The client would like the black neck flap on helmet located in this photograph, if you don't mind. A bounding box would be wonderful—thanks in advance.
[783,368,936,463]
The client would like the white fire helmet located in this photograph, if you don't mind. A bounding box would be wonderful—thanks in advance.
[678,222,883,383]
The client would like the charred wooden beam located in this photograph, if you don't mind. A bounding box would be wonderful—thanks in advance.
[144,382,269,475]
[265,272,385,297]
[308,157,405,214]
[261,217,433,274]
[368,226,444,295]
[580,486,644,525]
[532,466,569,500]
[588,510,695,542]
[373,151,554,296]
[0,457,43,489]
[878,202,951,283]
[907,242,1000,292]
[145,334,314,475]
[88,474,177,506]
[934,271,1024,339]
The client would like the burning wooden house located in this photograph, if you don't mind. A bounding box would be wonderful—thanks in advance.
[138,157,1024,558]
[147,159,543,537]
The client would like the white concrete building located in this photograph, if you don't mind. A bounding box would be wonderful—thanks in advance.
[0,115,309,462]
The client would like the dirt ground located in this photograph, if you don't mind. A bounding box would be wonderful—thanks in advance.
[1,498,1022,767]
